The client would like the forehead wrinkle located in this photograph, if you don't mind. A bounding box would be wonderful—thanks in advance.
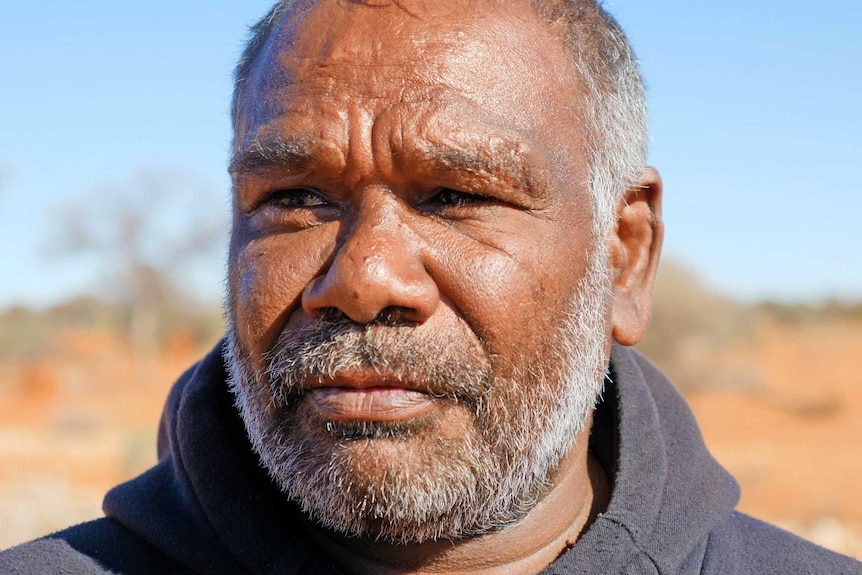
[301,41,456,106]
[259,2,491,102]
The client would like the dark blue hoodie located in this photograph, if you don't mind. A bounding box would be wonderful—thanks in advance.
[2,343,859,574]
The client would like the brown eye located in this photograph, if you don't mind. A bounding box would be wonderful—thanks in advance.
[434,188,489,206]
[267,188,327,208]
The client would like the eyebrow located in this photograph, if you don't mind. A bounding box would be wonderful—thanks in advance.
[228,136,316,175]
[419,141,540,197]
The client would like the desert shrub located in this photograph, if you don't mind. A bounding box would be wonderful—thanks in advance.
[0,296,223,363]
[757,299,862,324]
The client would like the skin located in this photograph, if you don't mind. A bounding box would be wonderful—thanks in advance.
[228,0,663,572]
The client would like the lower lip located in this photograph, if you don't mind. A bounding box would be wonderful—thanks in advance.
[308,387,437,422]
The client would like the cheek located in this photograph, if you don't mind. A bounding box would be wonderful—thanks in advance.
[450,253,538,340]
[428,218,590,358]
[229,228,336,364]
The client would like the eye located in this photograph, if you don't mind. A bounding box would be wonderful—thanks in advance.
[433,187,491,207]
[265,188,327,208]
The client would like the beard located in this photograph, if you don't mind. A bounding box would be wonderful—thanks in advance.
[225,246,611,544]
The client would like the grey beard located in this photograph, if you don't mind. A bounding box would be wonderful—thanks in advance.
[225,247,611,544]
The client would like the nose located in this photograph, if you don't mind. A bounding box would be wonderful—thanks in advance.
[301,195,439,325]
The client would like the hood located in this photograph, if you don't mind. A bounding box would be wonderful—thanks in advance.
[541,344,740,574]
[103,342,338,574]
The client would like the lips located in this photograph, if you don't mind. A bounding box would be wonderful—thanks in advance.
[309,386,437,421]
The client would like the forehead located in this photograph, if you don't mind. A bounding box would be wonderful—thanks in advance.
[234,0,585,147]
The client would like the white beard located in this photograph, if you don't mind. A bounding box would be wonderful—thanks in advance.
[225,245,611,543]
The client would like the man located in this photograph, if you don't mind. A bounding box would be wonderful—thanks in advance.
[2,1,859,573]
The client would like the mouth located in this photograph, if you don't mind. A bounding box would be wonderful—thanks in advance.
[302,368,444,422]
[309,386,438,422]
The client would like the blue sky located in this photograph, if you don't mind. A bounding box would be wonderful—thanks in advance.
[1,1,860,307]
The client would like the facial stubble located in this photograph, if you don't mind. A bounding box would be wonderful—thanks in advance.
[225,246,611,543]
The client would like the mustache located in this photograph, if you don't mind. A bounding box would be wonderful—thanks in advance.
[265,310,492,407]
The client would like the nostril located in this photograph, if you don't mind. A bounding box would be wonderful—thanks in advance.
[317,307,346,323]
[372,306,418,327]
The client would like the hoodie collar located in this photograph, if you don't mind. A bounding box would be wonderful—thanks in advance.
[106,342,739,574]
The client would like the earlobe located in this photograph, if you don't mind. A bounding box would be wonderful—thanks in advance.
[609,167,664,346]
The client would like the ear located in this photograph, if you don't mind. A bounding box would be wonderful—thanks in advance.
[608,167,664,346]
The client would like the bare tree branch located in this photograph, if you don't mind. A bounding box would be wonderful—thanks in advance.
[47,166,228,356]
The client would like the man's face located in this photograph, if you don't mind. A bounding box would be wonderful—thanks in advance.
[226,0,612,542]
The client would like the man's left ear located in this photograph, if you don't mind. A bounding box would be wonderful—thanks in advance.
[608,166,664,346]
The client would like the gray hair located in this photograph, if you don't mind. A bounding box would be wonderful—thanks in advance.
[231,0,647,239]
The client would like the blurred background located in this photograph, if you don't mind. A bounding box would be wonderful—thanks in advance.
[1,0,860,557]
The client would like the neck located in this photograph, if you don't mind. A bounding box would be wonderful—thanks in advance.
[301,423,609,575]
